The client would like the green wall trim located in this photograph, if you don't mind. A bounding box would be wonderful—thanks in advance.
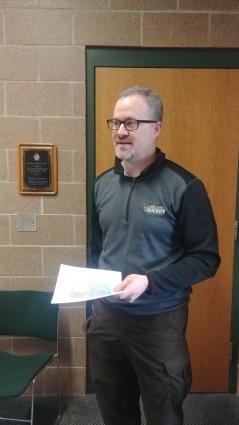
[86,47,239,393]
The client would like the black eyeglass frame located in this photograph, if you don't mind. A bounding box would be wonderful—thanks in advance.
[107,118,157,131]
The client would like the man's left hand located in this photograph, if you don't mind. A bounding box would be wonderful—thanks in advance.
[113,274,149,303]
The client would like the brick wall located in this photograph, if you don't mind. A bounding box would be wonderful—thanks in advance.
[0,0,238,396]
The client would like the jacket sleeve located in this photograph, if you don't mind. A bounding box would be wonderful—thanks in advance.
[146,179,221,295]
[88,188,102,269]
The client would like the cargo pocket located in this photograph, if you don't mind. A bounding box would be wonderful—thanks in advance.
[82,315,92,333]
[165,360,192,405]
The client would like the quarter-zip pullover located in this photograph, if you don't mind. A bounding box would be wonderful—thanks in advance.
[90,149,220,316]
[125,178,136,222]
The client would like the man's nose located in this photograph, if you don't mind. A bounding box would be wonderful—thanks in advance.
[117,123,128,135]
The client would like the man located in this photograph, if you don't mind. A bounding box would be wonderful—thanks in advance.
[87,86,220,425]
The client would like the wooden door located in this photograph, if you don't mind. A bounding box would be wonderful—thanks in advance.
[94,67,239,392]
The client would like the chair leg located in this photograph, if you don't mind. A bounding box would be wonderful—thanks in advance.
[55,357,61,424]
[30,379,36,425]
[0,385,35,424]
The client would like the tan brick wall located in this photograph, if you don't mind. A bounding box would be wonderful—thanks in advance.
[0,0,238,396]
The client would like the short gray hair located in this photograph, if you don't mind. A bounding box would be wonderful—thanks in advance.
[117,86,163,122]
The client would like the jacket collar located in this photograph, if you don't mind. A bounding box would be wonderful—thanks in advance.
[114,148,166,179]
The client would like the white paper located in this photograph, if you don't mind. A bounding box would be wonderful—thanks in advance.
[51,264,122,304]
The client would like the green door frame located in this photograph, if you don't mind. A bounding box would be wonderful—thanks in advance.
[229,159,239,393]
[85,47,239,393]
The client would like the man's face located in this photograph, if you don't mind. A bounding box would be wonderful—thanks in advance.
[112,94,161,163]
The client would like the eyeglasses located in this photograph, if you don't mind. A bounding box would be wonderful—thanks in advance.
[107,118,157,131]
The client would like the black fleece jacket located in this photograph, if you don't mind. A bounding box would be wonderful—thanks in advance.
[90,149,221,315]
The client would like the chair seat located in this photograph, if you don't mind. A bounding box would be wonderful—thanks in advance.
[0,351,54,398]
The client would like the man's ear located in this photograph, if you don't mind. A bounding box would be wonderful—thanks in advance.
[154,121,162,137]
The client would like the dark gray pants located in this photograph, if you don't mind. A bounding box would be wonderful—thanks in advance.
[86,300,192,425]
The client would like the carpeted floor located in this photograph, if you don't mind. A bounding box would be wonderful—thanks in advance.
[1,393,239,424]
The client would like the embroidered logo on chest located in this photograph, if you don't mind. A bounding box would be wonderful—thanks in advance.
[144,204,166,215]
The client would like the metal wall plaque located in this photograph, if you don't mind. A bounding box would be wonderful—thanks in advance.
[19,143,57,195]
